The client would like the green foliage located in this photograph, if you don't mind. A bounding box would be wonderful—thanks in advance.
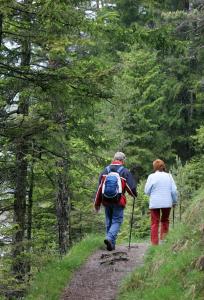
[109,2,204,174]
[0,0,113,295]
[170,154,204,221]
[113,45,178,172]
[194,126,204,150]
[115,0,143,26]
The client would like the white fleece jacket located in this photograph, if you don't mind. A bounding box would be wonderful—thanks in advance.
[144,171,178,209]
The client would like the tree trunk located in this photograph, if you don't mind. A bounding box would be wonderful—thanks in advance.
[27,159,34,242]
[96,0,100,9]
[24,155,34,276]
[183,0,189,10]
[12,138,28,279]
[56,158,70,255]
[12,0,31,280]
[0,14,3,47]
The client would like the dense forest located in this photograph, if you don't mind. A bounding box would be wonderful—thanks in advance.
[0,0,204,298]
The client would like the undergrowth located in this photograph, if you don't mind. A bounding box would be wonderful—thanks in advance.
[118,189,204,300]
[24,234,102,300]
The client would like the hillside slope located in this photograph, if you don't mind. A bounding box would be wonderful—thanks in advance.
[119,189,204,300]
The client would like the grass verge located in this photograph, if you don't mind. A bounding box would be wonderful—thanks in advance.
[118,189,204,300]
[24,234,102,300]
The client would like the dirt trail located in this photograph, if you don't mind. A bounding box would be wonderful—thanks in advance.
[61,243,148,300]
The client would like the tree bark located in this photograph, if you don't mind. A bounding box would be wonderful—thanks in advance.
[0,14,3,47]
[56,158,70,255]
[12,0,31,280]
[12,138,28,279]
[183,0,189,10]
[27,158,34,242]
[24,154,34,276]
[96,0,100,9]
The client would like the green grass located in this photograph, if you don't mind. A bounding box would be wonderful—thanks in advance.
[24,234,102,300]
[118,189,204,300]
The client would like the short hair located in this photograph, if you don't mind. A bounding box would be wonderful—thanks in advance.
[153,159,166,172]
[114,152,126,161]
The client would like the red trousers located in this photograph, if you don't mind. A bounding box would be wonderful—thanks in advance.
[150,208,171,245]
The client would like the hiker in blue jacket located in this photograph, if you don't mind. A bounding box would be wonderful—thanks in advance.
[94,152,137,251]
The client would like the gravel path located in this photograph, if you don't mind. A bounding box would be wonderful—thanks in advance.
[60,242,149,300]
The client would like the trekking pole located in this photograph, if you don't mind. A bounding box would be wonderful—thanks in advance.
[128,196,136,250]
[172,206,175,228]
[179,197,182,222]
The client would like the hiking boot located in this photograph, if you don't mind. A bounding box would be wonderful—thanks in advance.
[104,239,114,251]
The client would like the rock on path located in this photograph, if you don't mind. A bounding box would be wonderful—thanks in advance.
[61,243,148,300]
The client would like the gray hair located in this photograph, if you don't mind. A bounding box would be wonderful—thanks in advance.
[114,152,126,161]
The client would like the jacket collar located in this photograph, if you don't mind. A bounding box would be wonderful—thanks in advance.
[111,160,124,165]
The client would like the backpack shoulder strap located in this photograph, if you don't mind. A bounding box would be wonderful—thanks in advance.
[117,166,124,174]
[106,165,124,174]
[106,166,111,173]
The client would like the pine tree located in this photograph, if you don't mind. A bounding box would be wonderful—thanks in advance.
[0,0,112,294]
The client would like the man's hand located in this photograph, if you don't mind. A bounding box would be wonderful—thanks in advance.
[94,205,100,213]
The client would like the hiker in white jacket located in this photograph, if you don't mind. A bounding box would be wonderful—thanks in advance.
[144,159,177,245]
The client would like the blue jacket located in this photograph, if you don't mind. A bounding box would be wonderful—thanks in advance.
[144,171,178,209]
